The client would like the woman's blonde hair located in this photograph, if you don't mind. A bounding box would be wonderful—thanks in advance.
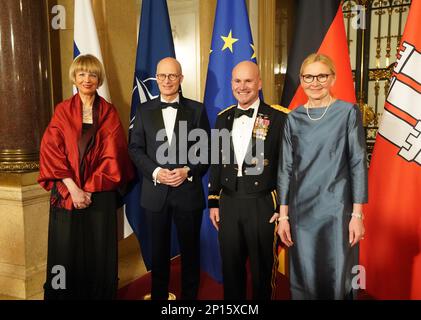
[69,54,105,86]
[300,53,336,76]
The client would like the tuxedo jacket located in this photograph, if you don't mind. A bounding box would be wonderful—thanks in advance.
[129,96,210,212]
[208,101,289,208]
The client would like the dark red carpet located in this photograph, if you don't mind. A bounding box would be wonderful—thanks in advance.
[117,256,291,300]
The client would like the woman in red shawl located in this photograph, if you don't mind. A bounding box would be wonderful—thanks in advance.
[38,54,134,299]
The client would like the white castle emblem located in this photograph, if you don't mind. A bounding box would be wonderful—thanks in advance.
[379,41,421,165]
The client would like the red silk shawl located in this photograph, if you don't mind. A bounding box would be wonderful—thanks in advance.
[38,93,134,210]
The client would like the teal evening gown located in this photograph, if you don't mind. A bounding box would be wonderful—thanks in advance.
[277,100,368,299]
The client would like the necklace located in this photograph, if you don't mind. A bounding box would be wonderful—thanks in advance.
[82,104,93,124]
[305,96,333,121]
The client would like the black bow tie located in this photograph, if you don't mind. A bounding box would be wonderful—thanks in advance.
[234,108,254,119]
[161,102,179,109]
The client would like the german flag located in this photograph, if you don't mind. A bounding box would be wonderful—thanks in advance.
[281,0,356,109]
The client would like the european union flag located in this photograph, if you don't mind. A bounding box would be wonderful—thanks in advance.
[124,0,179,271]
[202,0,257,282]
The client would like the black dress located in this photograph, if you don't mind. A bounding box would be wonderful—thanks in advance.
[43,123,119,300]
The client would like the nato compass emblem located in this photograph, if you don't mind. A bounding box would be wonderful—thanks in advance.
[129,77,159,130]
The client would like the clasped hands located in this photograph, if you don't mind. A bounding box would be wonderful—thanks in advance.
[157,168,189,187]
[71,187,92,210]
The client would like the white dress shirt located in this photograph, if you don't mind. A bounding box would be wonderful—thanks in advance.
[232,98,259,177]
[152,95,192,184]
[161,96,179,145]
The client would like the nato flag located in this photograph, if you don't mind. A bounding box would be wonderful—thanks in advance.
[124,0,179,271]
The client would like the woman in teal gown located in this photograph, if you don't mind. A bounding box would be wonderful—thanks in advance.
[277,53,368,299]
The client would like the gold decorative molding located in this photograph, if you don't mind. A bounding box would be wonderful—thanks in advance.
[369,67,394,80]
[0,149,39,161]
[0,149,39,173]
[0,162,39,173]
[358,99,376,126]
[359,0,374,8]
[367,128,378,140]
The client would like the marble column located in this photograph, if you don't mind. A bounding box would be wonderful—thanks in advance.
[0,0,52,299]
[0,0,52,173]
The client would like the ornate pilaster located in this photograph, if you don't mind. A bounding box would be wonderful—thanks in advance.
[258,0,276,104]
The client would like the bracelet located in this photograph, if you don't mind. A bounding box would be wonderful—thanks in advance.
[351,212,364,220]
[277,215,289,221]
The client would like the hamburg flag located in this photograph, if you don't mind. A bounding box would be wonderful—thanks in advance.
[360,0,421,299]
[73,0,111,102]
[124,0,179,271]
[203,0,258,282]
[281,0,356,109]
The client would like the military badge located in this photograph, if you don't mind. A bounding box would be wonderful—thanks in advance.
[253,113,270,140]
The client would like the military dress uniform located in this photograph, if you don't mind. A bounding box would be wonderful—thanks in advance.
[208,99,289,300]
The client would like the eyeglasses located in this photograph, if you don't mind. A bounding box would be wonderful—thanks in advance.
[301,73,333,83]
[156,73,181,81]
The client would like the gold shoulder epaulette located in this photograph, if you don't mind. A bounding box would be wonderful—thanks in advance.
[270,104,291,114]
[218,105,236,116]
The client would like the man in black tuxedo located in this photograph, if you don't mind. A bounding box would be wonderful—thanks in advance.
[208,61,290,300]
[129,57,210,300]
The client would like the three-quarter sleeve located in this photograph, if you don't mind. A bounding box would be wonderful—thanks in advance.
[347,105,368,203]
[277,116,293,205]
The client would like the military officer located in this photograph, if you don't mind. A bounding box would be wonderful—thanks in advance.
[208,61,289,300]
